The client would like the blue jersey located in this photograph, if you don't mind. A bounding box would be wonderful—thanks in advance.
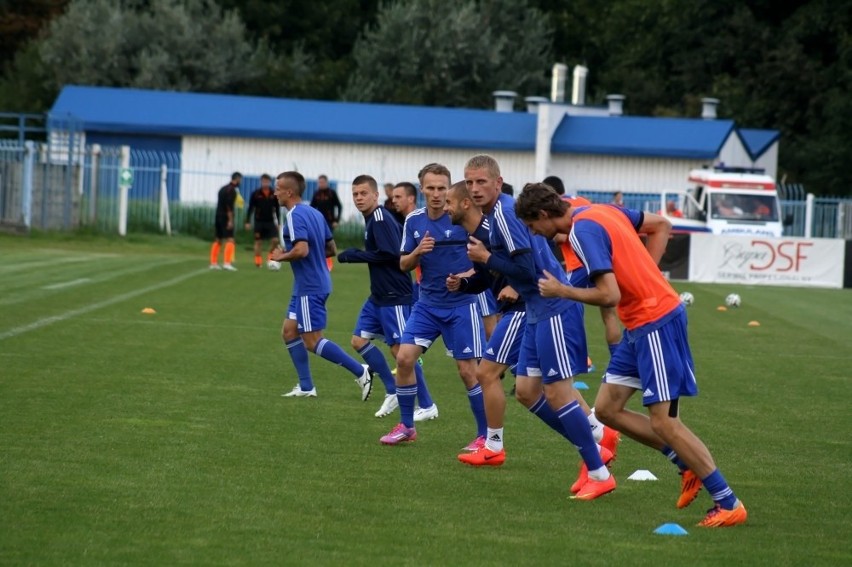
[463,215,526,314]
[401,208,475,308]
[282,203,333,295]
[337,205,413,307]
[487,193,573,324]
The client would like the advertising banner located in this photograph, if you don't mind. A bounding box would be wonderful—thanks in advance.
[689,233,845,289]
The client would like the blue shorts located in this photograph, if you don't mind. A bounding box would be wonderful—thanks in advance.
[401,301,484,360]
[482,310,525,375]
[287,294,328,333]
[477,290,498,318]
[353,300,410,346]
[517,305,588,383]
[603,307,698,406]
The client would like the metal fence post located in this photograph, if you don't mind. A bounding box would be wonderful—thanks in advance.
[804,193,814,238]
[89,144,100,223]
[118,145,130,236]
[22,141,35,228]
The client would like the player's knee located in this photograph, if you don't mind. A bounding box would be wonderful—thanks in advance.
[514,381,539,408]
[649,411,679,439]
[350,336,368,351]
[594,401,618,426]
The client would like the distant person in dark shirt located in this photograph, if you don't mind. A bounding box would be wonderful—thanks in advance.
[244,173,281,268]
[383,181,406,224]
[210,171,241,271]
[501,182,514,196]
[310,174,343,270]
[310,175,343,232]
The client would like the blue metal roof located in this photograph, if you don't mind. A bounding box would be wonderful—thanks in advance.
[49,86,768,161]
[550,115,736,159]
[738,128,779,160]
[49,85,537,151]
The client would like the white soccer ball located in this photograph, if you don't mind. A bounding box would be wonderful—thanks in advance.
[266,260,281,271]
[725,293,742,308]
[679,292,694,306]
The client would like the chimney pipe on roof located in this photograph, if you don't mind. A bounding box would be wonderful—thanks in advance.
[701,97,719,119]
[606,94,625,116]
[551,63,568,103]
[524,96,549,114]
[571,65,588,105]
[492,90,517,112]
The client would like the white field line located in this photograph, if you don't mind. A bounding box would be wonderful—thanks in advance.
[0,269,206,341]
[0,253,119,274]
[1,258,189,307]
[41,278,92,290]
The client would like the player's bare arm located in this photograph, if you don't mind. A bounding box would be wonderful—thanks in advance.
[638,212,672,265]
[400,230,434,271]
[538,269,621,307]
[325,239,337,258]
[270,241,308,263]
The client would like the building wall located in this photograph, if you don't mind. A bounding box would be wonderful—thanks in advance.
[179,136,535,219]
[718,133,759,173]
[548,154,708,193]
[752,143,778,178]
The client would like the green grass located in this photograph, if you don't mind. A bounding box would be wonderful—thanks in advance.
[1,233,851,566]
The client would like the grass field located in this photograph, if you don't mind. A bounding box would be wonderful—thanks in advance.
[1,232,851,566]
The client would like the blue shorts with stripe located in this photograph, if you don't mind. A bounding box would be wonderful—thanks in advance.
[353,300,411,346]
[517,304,587,383]
[603,306,698,406]
[401,301,484,359]
[482,310,525,375]
[287,294,328,333]
[477,290,498,317]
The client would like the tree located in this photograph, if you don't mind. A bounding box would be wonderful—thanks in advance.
[36,0,265,93]
[217,0,381,99]
[343,0,553,108]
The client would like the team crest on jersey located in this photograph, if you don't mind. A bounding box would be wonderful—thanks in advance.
[445,230,452,238]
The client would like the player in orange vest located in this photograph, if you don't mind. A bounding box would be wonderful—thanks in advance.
[515,183,747,528]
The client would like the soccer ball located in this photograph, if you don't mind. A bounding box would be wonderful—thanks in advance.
[725,293,742,308]
[679,292,694,306]
[266,260,281,271]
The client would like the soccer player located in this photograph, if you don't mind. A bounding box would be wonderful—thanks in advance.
[337,174,435,418]
[270,171,373,401]
[444,181,526,470]
[545,176,623,367]
[515,183,747,526]
[379,163,487,448]
[244,173,281,268]
[210,172,241,271]
[461,155,615,501]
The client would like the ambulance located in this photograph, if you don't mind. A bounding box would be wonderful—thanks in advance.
[652,166,787,237]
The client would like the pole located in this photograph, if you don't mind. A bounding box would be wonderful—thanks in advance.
[159,163,171,236]
[118,145,130,236]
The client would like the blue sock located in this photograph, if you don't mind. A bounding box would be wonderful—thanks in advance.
[702,469,738,509]
[661,445,688,471]
[467,384,487,437]
[414,362,434,408]
[397,384,417,428]
[529,394,568,437]
[314,338,364,377]
[357,343,395,394]
[555,401,604,470]
[285,338,313,391]
[608,343,618,356]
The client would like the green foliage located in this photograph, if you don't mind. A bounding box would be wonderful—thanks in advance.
[1,234,851,564]
[343,0,553,107]
[35,0,265,93]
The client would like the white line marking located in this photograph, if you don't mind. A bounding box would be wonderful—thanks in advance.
[41,278,91,290]
[0,269,206,341]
